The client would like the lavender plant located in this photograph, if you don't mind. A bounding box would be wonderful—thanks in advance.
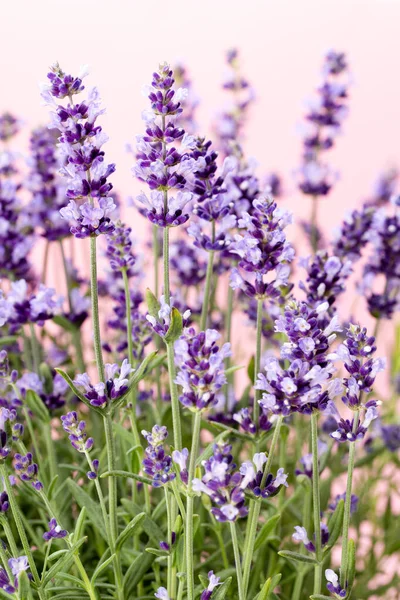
[0,50,398,600]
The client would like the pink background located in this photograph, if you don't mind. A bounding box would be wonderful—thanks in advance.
[1,0,400,236]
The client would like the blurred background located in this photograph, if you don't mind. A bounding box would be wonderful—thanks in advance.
[1,0,400,236]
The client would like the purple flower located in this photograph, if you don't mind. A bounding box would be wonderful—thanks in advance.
[174,328,231,411]
[43,518,68,541]
[73,359,133,408]
[331,405,379,443]
[325,569,347,598]
[192,441,247,522]
[381,423,400,452]
[14,453,43,491]
[0,112,21,141]
[2,280,63,331]
[292,524,329,553]
[155,588,170,600]
[26,126,69,241]
[172,448,189,484]
[239,454,288,498]
[41,64,116,239]
[214,49,255,158]
[8,556,29,577]
[333,203,375,262]
[61,411,94,456]
[132,63,200,228]
[200,571,222,600]
[297,50,349,198]
[146,295,191,339]
[141,425,175,487]
[174,62,199,135]
[229,195,294,299]
[329,492,358,514]
[170,238,207,287]
[105,220,136,272]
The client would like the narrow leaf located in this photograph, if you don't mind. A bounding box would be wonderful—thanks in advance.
[91,553,116,585]
[254,514,281,551]
[116,512,146,551]
[123,552,155,597]
[278,550,319,565]
[347,538,356,592]
[43,537,87,586]
[145,288,160,318]
[25,389,50,423]
[54,368,104,415]
[164,307,183,344]
[101,470,153,486]
[66,479,107,541]
[212,577,232,600]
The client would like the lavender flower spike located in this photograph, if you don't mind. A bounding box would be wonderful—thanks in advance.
[142,425,176,487]
[133,63,201,228]
[200,571,222,600]
[325,569,347,598]
[43,518,68,541]
[73,359,133,408]
[155,588,170,600]
[42,63,116,238]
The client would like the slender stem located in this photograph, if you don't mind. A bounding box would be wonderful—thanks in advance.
[153,225,160,298]
[59,239,72,309]
[0,530,15,582]
[0,464,40,586]
[185,411,202,600]
[165,487,173,596]
[340,410,360,588]
[310,196,319,253]
[43,423,57,483]
[254,298,263,425]
[200,249,215,331]
[230,521,245,600]
[90,235,105,383]
[311,412,322,594]
[83,450,111,543]
[242,415,284,595]
[166,342,182,451]
[29,323,40,374]
[224,285,234,409]
[22,406,42,465]
[103,413,124,599]
[42,240,50,284]
[122,269,140,443]
[163,227,170,303]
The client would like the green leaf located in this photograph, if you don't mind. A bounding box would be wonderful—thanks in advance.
[324,499,344,553]
[145,547,168,557]
[123,551,155,597]
[53,314,79,332]
[25,389,50,423]
[141,514,165,545]
[247,355,255,382]
[255,573,282,600]
[164,307,183,343]
[47,474,59,500]
[116,513,146,551]
[66,480,107,541]
[145,288,160,318]
[212,577,232,600]
[91,552,115,585]
[43,537,87,586]
[225,364,244,376]
[278,550,319,565]
[0,335,18,346]
[18,570,33,600]
[310,596,334,600]
[100,470,153,486]
[254,514,281,551]
[347,538,356,592]
[72,506,87,543]
[54,368,104,415]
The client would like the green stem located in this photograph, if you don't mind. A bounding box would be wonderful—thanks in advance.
[165,487,173,596]
[224,285,234,409]
[29,323,40,374]
[340,410,360,588]
[310,196,319,253]
[153,225,160,298]
[311,412,322,594]
[242,415,284,595]
[0,464,40,586]
[103,413,124,599]
[43,423,57,484]
[90,236,105,383]
[230,521,244,600]
[163,227,170,303]
[254,298,263,425]
[200,248,215,331]
[166,342,182,451]
[0,532,15,582]
[42,240,50,284]
[83,450,111,543]
[185,411,202,600]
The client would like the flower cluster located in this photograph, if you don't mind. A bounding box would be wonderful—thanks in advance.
[229,195,294,298]
[142,425,175,487]
[133,63,199,227]
[61,411,94,455]
[174,328,231,411]
[73,359,133,408]
[146,295,191,339]
[297,50,349,197]
[42,63,116,238]
[43,518,68,541]
[1,279,63,332]
[239,453,288,498]
[14,452,43,490]
[193,441,247,522]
